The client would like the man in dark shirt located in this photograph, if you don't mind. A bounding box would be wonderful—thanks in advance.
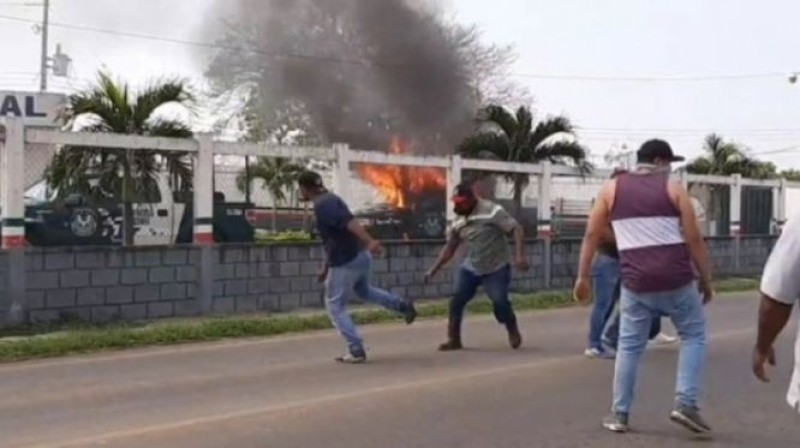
[298,171,417,364]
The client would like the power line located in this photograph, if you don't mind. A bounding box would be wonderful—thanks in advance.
[0,14,403,69]
[750,145,800,156]
[579,126,800,135]
[509,72,788,83]
[0,13,796,84]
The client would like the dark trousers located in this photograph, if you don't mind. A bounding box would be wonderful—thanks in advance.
[450,264,517,327]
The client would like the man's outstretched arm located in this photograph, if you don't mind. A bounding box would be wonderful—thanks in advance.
[426,232,461,280]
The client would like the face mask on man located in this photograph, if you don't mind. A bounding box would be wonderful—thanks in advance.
[452,195,477,216]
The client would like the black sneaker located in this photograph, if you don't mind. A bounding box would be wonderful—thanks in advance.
[403,302,418,325]
[602,412,629,433]
[438,339,463,351]
[670,405,711,434]
[508,325,522,350]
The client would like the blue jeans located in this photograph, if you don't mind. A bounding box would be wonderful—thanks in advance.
[612,281,707,415]
[604,308,662,349]
[451,264,516,327]
[588,254,620,350]
[325,251,408,354]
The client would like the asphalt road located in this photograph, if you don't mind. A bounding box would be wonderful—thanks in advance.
[2,291,798,448]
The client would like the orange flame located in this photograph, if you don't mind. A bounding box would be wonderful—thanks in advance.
[355,137,446,209]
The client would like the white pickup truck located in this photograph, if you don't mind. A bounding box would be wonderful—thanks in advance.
[22,174,253,246]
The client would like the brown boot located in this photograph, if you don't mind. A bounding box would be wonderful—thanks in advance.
[507,321,522,350]
[438,318,463,351]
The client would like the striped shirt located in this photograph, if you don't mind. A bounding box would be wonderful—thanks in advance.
[610,170,695,293]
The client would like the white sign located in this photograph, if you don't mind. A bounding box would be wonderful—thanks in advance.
[0,91,66,128]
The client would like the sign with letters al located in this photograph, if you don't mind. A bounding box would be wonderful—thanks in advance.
[0,91,66,127]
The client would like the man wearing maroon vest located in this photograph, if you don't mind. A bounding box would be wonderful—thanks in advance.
[574,139,714,435]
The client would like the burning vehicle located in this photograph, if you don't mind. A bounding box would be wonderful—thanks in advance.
[350,137,544,240]
[354,137,448,240]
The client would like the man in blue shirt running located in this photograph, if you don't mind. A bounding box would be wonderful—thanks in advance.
[298,171,417,364]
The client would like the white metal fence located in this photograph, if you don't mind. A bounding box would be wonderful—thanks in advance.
[1,116,798,249]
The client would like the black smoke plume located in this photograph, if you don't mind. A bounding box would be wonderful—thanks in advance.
[200,0,487,153]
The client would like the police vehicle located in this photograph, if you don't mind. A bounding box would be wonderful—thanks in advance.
[22,174,253,246]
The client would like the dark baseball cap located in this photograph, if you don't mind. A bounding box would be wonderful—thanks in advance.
[636,139,685,163]
[297,170,325,189]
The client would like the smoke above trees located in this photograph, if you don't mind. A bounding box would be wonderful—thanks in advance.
[198,0,528,154]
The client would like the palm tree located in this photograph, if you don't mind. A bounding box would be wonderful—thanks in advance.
[685,134,776,179]
[45,71,194,246]
[682,134,779,236]
[238,157,304,232]
[685,134,745,176]
[458,105,591,214]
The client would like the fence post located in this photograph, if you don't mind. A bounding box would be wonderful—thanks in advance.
[679,170,689,189]
[537,161,553,289]
[2,118,26,249]
[729,174,742,273]
[776,178,787,234]
[194,134,214,244]
[194,134,214,313]
[332,143,351,204]
[446,154,462,226]
[0,117,27,325]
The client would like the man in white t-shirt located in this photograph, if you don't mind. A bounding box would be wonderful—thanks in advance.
[753,211,800,412]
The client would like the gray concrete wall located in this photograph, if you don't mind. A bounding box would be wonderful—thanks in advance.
[0,236,776,326]
[24,247,201,324]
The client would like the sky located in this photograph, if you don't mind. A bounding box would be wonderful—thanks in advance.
[2,0,800,168]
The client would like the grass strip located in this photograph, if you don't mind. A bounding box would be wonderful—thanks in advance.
[0,278,759,363]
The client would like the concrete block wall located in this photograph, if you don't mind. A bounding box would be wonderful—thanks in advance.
[0,236,778,326]
[706,237,737,275]
[738,236,776,276]
[213,241,550,312]
[550,239,582,289]
[213,244,326,314]
[25,247,200,324]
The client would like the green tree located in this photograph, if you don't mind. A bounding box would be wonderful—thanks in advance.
[685,134,776,179]
[45,71,194,245]
[238,157,305,232]
[457,105,591,214]
[781,169,800,181]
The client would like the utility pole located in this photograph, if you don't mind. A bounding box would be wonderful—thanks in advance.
[39,0,50,92]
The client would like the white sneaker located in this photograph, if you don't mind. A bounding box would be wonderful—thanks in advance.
[584,347,615,359]
[335,352,367,364]
[650,333,679,346]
